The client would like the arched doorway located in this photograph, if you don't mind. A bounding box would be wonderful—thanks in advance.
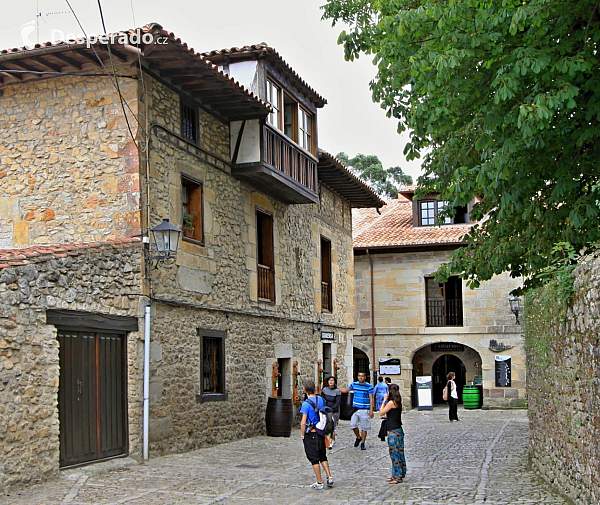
[411,342,481,407]
[353,348,370,382]
[432,354,466,404]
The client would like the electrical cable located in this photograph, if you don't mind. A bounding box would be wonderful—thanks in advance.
[64,0,144,140]
[0,69,138,79]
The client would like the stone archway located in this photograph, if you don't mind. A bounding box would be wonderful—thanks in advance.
[411,342,482,407]
[353,347,370,382]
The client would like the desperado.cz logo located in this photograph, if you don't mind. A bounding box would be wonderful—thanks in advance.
[19,24,167,48]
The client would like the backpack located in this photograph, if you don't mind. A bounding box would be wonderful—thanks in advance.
[442,382,449,402]
[306,397,335,436]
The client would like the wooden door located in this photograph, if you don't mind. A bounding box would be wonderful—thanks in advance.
[58,330,127,467]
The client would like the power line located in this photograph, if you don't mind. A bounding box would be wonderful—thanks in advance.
[0,69,138,79]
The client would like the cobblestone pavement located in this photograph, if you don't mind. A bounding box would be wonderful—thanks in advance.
[2,408,568,505]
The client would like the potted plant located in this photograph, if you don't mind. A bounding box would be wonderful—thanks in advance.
[182,211,197,238]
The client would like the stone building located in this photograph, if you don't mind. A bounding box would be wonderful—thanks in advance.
[0,24,384,492]
[352,189,525,409]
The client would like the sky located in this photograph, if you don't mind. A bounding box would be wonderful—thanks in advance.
[1,0,423,182]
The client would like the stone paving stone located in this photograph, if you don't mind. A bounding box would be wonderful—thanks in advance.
[0,409,569,505]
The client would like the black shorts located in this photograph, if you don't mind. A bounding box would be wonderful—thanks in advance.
[303,432,327,465]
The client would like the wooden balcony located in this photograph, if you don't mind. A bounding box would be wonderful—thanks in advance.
[258,264,274,302]
[232,123,318,204]
[321,281,332,312]
[426,299,463,327]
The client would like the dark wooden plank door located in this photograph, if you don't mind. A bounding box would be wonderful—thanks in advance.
[58,331,127,467]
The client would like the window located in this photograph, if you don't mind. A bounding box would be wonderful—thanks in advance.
[266,79,281,129]
[299,107,313,152]
[181,175,203,243]
[181,101,197,143]
[265,77,315,155]
[418,200,469,226]
[197,329,227,403]
[321,236,332,312]
[256,209,275,302]
[425,276,463,326]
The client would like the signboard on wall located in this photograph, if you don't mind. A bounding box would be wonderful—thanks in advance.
[320,331,335,341]
[416,376,433,410]
[431,343,465,352]
[495,355,511,387]
[379,358,401,375]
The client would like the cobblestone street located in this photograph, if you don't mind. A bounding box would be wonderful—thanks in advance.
[2,409,567,505]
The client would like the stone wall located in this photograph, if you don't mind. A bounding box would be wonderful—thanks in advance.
[527,254,600,505]
[354,249,525,408]
[0,243,142,495]
[0,74,141,248]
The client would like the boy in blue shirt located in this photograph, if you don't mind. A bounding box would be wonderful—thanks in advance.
[339,371,374,450]
[300,379,333,490]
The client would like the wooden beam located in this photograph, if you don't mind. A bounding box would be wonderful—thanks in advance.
[145,50,186,60]
[50,52,84,70]
[75,49,103,67]
[159,67,206,78]
[4,60,40,73]
[98,45,129,62]
[29,56,63,73]
[0,66,23,80]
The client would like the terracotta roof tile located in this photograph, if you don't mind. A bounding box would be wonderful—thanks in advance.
[0,238,142,269]
[353,199,470,248]
[202,43,327,108]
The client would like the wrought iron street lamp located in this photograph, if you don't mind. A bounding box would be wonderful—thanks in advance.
[509,295,521,324]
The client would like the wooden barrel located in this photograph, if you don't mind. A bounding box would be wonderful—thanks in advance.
[265,397,293,437]
[340,392,355,420]
[462,386,481,409]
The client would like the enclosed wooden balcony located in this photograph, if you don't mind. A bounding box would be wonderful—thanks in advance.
[231,122,318,204]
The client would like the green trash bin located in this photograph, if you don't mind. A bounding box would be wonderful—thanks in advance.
[462,385,481,409]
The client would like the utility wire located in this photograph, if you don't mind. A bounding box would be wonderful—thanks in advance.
[95,0,137,144]
[0,69,138,79]
[64,0,144,140]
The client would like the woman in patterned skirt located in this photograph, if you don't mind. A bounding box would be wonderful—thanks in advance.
[379,383,406,483]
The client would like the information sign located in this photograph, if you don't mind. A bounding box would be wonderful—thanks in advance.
[379,358,401,375]
[495,355,511,387]
[416,376,433,410]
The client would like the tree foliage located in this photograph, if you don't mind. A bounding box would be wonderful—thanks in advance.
[336,151,413,198]
[323,0,600,290]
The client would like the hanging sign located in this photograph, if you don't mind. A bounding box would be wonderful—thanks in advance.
[431,343,464,352]
[416,376,433,410]
[320,331,335,341]
[379,358,401,375]
[495,355,511,387]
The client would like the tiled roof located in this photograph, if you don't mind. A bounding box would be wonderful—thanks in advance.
[202,43,327,108]
[353,199,470,248]
[318,150,385,209]
[0,238,142,269]
[0,24,270,120]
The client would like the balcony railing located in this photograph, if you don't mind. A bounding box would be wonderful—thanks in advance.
[264,125,316,192]
[321,281,332,312]
[426,299,463,326]
[258,264,274,302]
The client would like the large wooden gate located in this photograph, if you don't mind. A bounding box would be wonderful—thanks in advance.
[57,330,127,468]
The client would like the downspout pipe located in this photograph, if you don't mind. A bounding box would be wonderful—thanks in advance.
[367,249,377,385]
[143,303,151,460]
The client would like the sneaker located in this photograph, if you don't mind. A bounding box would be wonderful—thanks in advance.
[310,482,324,490]
[354,438,361,447]
[327,476,334,488]
[360,443,366,450]
[328,439,335,449]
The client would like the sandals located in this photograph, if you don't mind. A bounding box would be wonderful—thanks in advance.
[387,477,404,484]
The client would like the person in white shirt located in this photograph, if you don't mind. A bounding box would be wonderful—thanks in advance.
[446,372,460,422]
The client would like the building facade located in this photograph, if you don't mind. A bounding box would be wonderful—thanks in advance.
[0,24,384,492]
[352,191,525,409]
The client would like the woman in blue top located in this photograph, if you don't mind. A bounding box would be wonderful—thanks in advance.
[300,379,333,490]
[373,376,388,411]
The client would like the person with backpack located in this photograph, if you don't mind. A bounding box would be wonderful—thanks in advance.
[300,379,334,490]
[321,376,341,448]
[379,383,406,483]
[445,372,460,422]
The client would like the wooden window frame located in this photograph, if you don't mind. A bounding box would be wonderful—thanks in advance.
[197,329,228,403]
[266,79,282,130]
[424,276,463,327]
[181,100,198,144]
[299,106,314,154]
[414,198,470,227]
[256,208,275,303]
[181,174,204,245]
[321,236,333,313]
